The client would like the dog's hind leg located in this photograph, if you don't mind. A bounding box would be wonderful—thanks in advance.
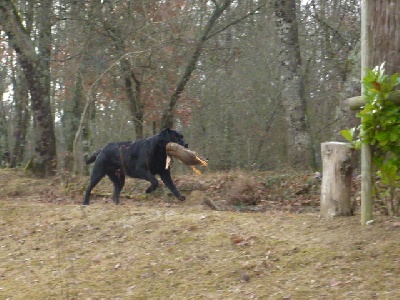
[83,170,105,205]
[107,171,125,204]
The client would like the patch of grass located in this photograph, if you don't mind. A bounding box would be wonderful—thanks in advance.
[1,169,400,298]
[0,202,399,299]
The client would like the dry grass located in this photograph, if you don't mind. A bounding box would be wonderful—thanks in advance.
[1,169,400,299]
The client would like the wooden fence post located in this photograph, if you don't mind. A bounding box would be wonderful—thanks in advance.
[359,0,373,225]
[320,142,354,218]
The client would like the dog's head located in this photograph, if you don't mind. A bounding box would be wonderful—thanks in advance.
[160,128,188,148]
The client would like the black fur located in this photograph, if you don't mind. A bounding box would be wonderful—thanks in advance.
[83,128,188,205]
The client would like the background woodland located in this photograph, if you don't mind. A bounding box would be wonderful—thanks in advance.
[0,0,362,176]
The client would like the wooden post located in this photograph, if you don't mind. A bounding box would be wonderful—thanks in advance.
[320,142,354,219]
[346,93,400,110]
[360,0,373,225]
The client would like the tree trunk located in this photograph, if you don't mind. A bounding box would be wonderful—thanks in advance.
[10,63,29,167]
[0,66,8,159]
[81,101,95,176]
[273,0,313,169]
[368,0,400,77]
[120,56,143,139]
[0,0,56,177]
[63,72,85,172]
[320,142,354,218]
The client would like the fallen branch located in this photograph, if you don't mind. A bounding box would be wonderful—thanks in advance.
[166,143,208,175]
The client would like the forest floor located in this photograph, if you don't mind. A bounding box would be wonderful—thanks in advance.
[1,168,400,299]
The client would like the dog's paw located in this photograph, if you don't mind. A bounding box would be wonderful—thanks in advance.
[179,195,186,201]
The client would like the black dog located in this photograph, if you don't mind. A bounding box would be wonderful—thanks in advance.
[83,128,188,205]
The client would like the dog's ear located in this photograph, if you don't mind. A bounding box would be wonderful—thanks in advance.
[159,128,171,141]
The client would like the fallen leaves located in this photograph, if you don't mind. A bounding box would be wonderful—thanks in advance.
[230,234,257,247]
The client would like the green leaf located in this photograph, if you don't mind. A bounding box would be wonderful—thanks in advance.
[376,131,389,142]
[380,74,388,84]
[395,75,400,86]
[364,68,377,82]
[390,131,399,142]
[378,161,399,184]
[372,156,384,168]
[340,129,354,142]
[384,106,399,116]
[353,140,362,150]
[390,73,399,86]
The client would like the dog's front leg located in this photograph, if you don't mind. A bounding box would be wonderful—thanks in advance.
[159,170,185,201]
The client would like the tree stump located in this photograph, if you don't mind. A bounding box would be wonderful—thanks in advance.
[320,142,354,218]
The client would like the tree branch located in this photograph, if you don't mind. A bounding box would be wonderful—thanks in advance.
[207,4,266,41]
[0,0,38,66]
[309,1,354,52]
[161,0,233,128]
[72,51,146,173]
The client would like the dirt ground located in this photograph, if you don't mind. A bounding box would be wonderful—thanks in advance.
[1,169,400,299]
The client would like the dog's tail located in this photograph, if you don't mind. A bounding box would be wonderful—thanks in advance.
[85,150,101,165]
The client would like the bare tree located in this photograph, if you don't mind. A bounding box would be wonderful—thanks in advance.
[102,20,144,139]
[161,0,229,128]
[273,0,313,169]
[0,0,56,176]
